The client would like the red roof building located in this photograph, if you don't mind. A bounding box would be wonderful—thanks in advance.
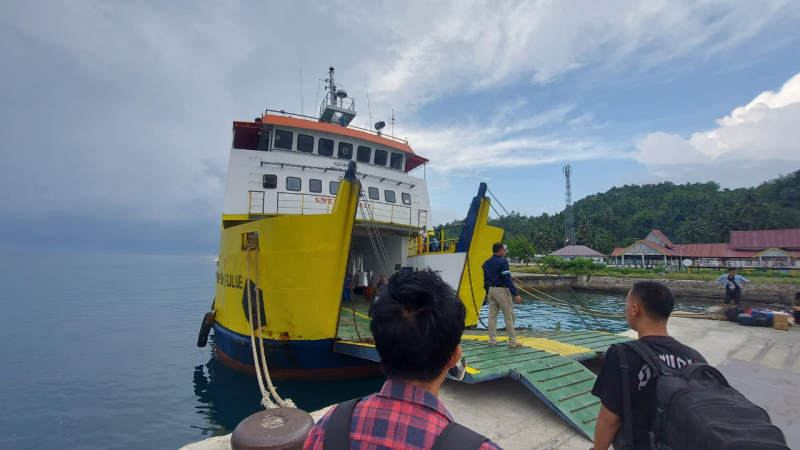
[550,245,605,261]
[612,230,799,270]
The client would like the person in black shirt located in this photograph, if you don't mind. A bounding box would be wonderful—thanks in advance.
[591,281,706,450]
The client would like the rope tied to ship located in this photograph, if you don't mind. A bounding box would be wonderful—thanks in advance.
[245,247,296,409]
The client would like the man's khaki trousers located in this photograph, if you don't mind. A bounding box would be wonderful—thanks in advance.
[487,287,516,346]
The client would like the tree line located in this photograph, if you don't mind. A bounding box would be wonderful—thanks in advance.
[436,170,800,257]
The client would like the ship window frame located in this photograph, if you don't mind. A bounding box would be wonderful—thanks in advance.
[274,129,293,150]
[318,138,334,157]
[309,178,322,193]
[401,193,411,205]
[337,141,353,159]
[374,149,388,166]
[286,176,302,192]
[390,152,403,170]
[357,145,372,163]
[330,181,339,194]
[297,134,314,153]
[384,190,396,203]
[368,187,379,200]
[262,174,277,189]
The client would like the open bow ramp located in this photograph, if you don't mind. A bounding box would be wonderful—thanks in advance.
[335,307,631,440]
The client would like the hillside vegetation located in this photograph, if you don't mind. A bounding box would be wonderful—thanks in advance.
[437,170,800,256]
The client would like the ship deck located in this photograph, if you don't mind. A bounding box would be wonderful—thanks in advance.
[336,299,631,440]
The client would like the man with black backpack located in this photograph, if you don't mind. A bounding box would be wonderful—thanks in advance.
[591,280,788,450]
[304,269,501,450]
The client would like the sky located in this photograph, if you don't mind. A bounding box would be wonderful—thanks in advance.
[1,1,799,254]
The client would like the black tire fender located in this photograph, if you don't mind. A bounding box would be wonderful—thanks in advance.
[197,311,216,348]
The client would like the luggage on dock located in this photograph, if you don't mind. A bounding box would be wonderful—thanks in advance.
[738,313,756,326]
[725,305,744,322]
[617,340,789,450]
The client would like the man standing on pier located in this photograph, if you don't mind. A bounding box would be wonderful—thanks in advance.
[482,243,523,349]
[591,281,706,450]
[717,268,749,305]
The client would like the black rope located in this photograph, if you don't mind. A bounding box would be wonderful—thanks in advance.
[464,254,488,328]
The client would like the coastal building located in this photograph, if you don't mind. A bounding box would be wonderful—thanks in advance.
[550,245,605,263]
[611,229,800,270]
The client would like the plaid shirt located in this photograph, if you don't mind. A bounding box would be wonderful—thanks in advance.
[304,380,501,449]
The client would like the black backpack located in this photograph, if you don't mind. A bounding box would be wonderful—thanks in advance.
[615,341,788,450]
[725,305,744,322]
[322,397,489,450]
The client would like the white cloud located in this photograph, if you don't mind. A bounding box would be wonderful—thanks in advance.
[347,0,797,112]
[402,104,622,175]
[635,71,800,184]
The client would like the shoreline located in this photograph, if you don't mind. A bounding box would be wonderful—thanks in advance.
[510,272,797,305]
[569,275,798,305]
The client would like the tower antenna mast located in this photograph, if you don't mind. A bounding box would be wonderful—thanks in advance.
[563,165,576,247]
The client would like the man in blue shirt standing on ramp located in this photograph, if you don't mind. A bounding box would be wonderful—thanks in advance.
[482,243,523,349]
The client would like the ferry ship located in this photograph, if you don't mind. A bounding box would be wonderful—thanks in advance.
[200,68,503,380]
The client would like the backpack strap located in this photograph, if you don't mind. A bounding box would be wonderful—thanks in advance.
[684,362,730,386]
[431,422,489,450]
[613,343,636,450]
[322,397,362,450]
[621,340,670,376]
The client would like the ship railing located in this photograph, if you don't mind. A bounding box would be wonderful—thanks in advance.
[407,225,462,257]
[275,192,412,225]
[264,109,409,145]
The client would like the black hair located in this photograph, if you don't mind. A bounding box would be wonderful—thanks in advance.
[630,280,675,320]
[492,242,504,253]
[728,268,736,272]
[795,291,800,300]
[369,269,466,382]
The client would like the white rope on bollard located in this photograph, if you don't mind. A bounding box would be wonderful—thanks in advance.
[245,248,295,409]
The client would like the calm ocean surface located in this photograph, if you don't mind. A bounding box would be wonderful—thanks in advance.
[0,254,718,449]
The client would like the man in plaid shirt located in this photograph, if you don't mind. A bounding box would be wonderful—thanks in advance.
[304,269,502,450]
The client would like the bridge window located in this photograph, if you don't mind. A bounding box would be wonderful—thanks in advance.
[390,152,403,170]
[274,130,293,150]
[402,193,411,205]
[357,146,371,163]
[374,149,387,166]
[384,190,396,203]
[286,177,301,192]
[309,179,322,193]
[330,181,339,194]
[318,138,334,156]
[262,174,277,189]
[297,134,314,153]
[338,141,353,159]
[368,187,379,200]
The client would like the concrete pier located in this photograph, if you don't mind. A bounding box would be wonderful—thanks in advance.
[181,318,799,450]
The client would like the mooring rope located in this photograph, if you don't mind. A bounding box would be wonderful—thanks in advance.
[245,247,295,409]
[512,275,626,319]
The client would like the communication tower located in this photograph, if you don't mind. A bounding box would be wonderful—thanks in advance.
[563,165,576,246]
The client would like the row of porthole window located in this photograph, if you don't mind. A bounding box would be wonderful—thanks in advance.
[263,175,412,205]
[273,129,404,170]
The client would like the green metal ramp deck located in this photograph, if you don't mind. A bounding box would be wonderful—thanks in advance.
[336,306,631,440]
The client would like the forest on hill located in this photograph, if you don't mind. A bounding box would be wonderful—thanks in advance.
[436,170,800,256]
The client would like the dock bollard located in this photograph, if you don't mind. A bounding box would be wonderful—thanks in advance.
[231,408,314,450]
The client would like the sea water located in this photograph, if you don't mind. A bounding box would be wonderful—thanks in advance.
[0,254,719,449]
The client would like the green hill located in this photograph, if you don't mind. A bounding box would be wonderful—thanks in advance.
[437,170,800,255]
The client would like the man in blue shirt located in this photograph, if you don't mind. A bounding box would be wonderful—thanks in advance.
[482,243,523,349]
[717,268,749,305]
